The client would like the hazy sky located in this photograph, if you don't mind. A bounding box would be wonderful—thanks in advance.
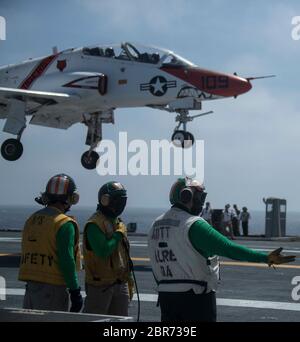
[0,0,300,211]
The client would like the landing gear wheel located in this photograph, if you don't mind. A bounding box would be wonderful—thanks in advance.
[171,131,194,148]
[81,151,99,170]
[184,131,195,148]
[1,139,23,161]
[172,130,185,147]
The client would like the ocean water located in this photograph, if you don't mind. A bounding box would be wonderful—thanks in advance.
[0,205,300,236]
[0,205,162,234]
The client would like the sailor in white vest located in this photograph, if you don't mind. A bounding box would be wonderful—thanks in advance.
[148,177,296,322]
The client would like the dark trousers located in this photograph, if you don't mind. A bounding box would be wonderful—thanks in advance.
[159,290,217,322]
[232,218,240,236]
[242,221,249,236]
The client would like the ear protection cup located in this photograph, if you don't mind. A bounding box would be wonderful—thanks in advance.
[69,192,80,205]
[100,194,110,206]
[41,192,49,205]
[180,188,193,204]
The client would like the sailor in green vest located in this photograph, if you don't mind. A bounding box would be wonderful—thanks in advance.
[19,174,83,312]
[83,181,134,316]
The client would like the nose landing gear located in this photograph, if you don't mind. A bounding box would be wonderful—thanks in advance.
[171,109,213,148]
[171,130,194,148]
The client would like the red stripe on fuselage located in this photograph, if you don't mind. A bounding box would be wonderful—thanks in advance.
[19,54,58,90]
[160,66,252,97]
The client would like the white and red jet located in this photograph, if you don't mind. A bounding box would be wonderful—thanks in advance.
[0,42,273,169]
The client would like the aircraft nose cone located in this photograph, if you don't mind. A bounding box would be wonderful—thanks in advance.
[233,76,252,96]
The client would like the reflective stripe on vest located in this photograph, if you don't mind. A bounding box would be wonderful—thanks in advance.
[18,207,81,286]
[83,212,130,286]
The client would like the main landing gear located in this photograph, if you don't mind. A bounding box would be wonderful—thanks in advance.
[1,99,26,162]
[1,138,23,161]
[81,110,114,170]
[81,150,99,170]
[171,110,213,148]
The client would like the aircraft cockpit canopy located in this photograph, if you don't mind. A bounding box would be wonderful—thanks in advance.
[82,42,195,67]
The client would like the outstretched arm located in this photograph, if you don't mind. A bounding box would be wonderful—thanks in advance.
[188,220,295,265]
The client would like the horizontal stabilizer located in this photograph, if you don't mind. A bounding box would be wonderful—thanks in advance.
[0,87,75,103]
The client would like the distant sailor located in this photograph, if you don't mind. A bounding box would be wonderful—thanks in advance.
[201,202,213,224]
[19,174,83,312]
[147,177,296,322]
[222,204,235,239]
[240,207,251,237]
[83,182,134,316]
[232,204,241,236]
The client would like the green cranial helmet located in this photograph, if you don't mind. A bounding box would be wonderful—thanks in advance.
[98,181,127,218]
[98,181,127,203]
[169,178,187,205]
[169,177,206,214]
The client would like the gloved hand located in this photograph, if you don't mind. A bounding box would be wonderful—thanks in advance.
[69,287,83,313]
[128,276,135,301]
[267,247,296,266]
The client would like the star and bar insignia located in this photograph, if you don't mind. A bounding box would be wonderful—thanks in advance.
[140,76,176,97]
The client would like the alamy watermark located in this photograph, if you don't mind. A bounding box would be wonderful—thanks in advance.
[291,16,300,41]
[0,276,6,301]
[95,132,204,181]
[0,16,6,41]
[291,276,300,301]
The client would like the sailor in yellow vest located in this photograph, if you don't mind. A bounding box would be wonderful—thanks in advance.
[19,174,83,312]
[83,182,134,316]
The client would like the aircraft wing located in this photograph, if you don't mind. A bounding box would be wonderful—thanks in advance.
[0,87,75,105]
[0,87,82,130]
[29,112,84,130]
